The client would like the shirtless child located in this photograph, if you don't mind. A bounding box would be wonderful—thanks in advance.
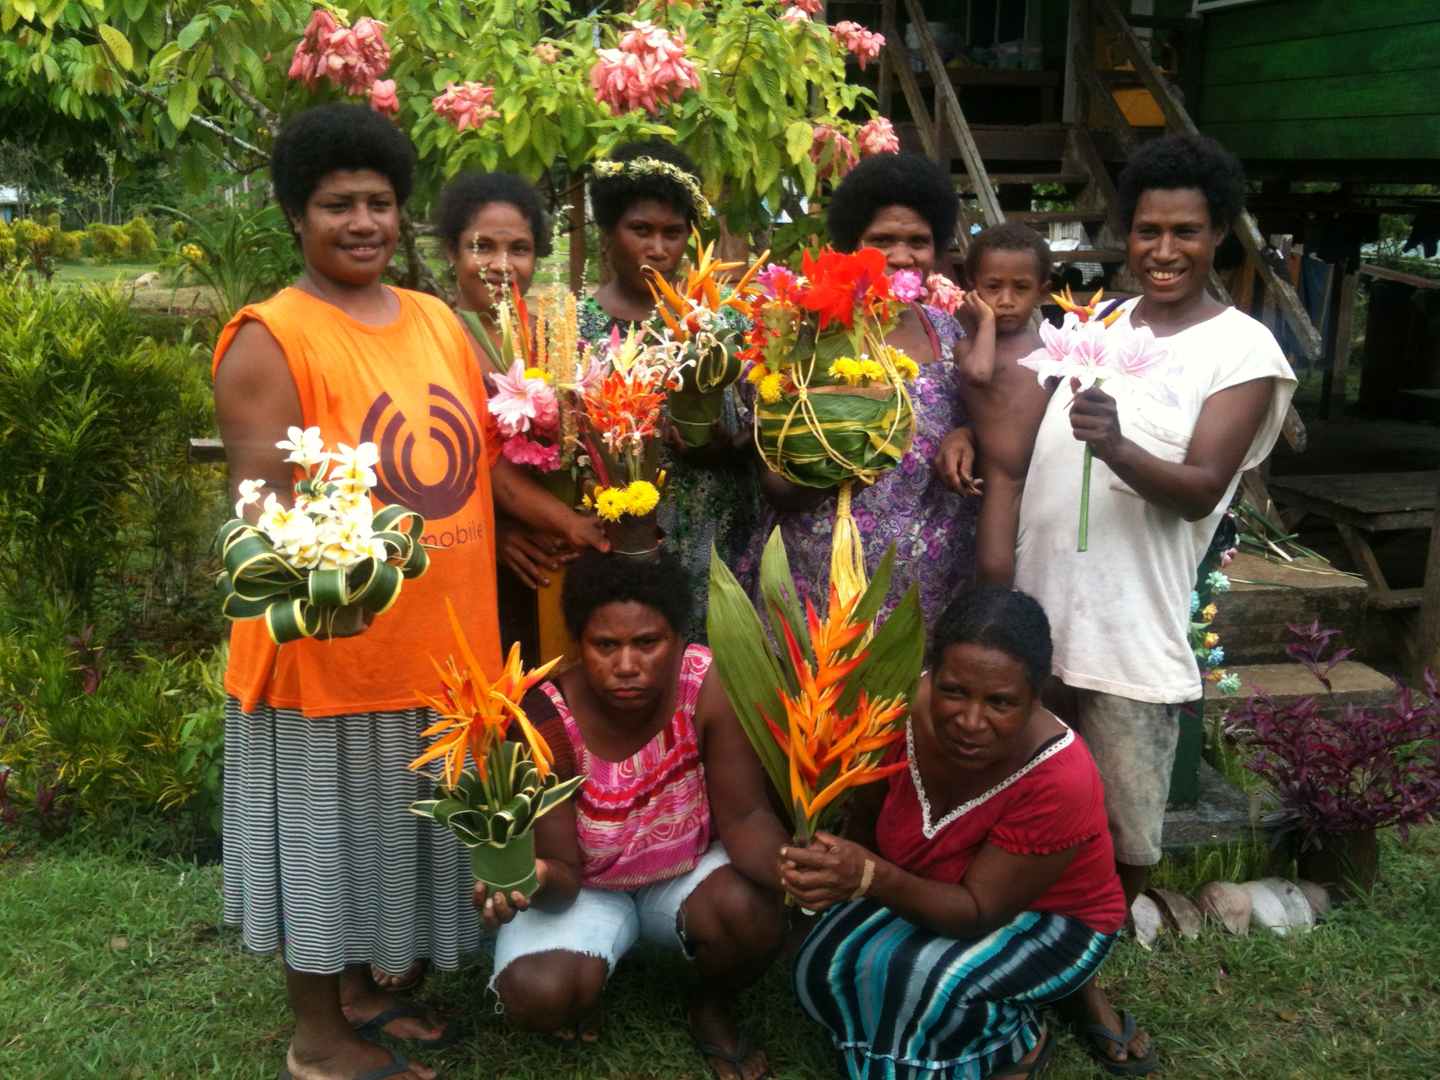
[950,223,1054,585]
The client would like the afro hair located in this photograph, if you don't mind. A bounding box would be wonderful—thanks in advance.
[826,152,959,255]
[434,171,552,258]
[589,139,703,233]
[963,221,1053,287]
[271,104,415,219]
[1117,133,1248,233]
[561,548,692,638]
[928,585,1054,692]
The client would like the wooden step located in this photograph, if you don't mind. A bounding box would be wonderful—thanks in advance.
[1011,210,1109,225]
[1209,552,1368,664]
[1203,659,1396,723]
[956,171,1088,193]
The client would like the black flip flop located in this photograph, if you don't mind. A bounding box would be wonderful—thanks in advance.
[351,1000,459,1051]
[278,1048,415,1080]
[692,1032,773,1080]
[985,1027,1055,1078]
[1080,1011,1159,1076]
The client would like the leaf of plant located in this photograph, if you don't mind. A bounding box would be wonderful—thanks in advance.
[98,24,133,70]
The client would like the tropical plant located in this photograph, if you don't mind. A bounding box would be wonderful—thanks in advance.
[123,214,158,258]
[1224,621,1440,851]
[161,202,301,324]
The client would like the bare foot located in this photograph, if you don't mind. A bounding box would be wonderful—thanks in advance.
[285,1034,432,1080]
[339,981,447,1044]
[370,960,426,992]
[1067,980,1152,1064]
[688,994,769,1080]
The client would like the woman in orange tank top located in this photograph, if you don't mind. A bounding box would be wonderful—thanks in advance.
[213,105,607,1080]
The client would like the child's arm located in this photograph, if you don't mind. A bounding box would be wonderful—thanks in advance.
[956,292,997,386]
[975,469,1022,586]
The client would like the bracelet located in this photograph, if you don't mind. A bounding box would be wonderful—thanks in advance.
[851,858,875,901]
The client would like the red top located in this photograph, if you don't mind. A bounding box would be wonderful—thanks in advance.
[875,720,1127,934]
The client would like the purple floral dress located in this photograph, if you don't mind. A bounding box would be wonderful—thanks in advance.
[735,306,977,625]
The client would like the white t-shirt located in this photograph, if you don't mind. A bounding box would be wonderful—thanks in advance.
[1014,301,1297,704]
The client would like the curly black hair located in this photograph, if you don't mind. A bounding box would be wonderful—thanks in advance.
[271,104,415,219]
[589,139,702,233]
[1117,133,1248,233]
[928,586,1053,691]
[963,221,1053,287]
[561,548,693,638]
[434,171,552,258]
[826,152,959,254]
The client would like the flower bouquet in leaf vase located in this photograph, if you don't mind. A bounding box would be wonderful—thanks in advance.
[644,229,767,448]
[742,247,919,601]
[706,529,923,850]
[576,325,678,555]
[409,600,585,898]
[1019,287,1169,552]
[217,426,428,643]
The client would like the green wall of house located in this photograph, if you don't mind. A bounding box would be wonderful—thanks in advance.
[1195,0,1440,163]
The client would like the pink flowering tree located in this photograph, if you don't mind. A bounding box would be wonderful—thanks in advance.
[0,0,892,253]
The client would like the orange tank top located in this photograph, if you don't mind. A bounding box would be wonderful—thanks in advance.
[213,286,502,718]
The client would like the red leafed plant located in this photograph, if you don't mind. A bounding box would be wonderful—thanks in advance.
[1224,621,1440,851]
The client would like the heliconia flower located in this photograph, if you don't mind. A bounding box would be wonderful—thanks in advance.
[533,41,560,64]
[810,124,858,181]
[831,21,885,70]
[234,478,267,519]
[276,425,328,470]
[489,359,559,437]
[432,81,498,131]
[589,21,701,116]
[857,116,900,156]
[923,272,964,315]
[368,78,399,117]
[889,269,925,303]
[501,436,563,472]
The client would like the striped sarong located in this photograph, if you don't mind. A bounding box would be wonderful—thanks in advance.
[795,900,1115,1080]
[221,698,485,975]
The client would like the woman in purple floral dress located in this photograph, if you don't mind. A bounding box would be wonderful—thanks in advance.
[736,154,977,623]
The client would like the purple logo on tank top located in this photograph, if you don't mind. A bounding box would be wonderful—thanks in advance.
[360,384,481,521]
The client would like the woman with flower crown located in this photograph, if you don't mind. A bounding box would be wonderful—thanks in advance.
[212,106,607,1080]
[735,152,979,625]
[579,139,758,643]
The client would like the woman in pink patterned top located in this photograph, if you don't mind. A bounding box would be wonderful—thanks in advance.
[479,549,788,1080]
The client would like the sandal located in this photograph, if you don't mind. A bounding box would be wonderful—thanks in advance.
[1078,1011,1159,1076]
[548,1010,603,1048]
[350,999,459,1051]
[985,1027,1054,1078]
[692,1031,772,1080]
[279,1048,415,1080]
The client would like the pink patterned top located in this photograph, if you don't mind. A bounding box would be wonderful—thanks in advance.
[535,644,713,891]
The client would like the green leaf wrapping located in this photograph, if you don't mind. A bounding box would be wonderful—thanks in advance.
[214,503,427,644]
[756,384,915,489]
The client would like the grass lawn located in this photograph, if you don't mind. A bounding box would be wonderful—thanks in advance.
[2,829,1438,1079]
[50,260,165,287]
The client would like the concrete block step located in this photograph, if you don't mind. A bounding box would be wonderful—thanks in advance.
[1203,659,1396,722]
[1209,552,1368,664]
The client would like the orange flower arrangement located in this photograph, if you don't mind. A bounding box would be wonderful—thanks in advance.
[644,229,768,341]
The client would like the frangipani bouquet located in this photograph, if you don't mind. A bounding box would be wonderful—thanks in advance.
[409,600,585,898]
[743,247,920,602]
[707,530,923,845]
[577,325,678,553]
[1019,288,1169,551]
[645,230,767,448]
[217,427,427,643]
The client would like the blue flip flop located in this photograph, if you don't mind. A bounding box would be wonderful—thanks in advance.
[278,1048,414,1080]
[1081,1011,1159,1076]
[351,1000,459,1051]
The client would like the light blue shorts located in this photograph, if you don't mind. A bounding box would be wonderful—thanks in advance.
[489,841,730,992]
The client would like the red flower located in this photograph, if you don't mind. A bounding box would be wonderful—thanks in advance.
[798,247,892,329]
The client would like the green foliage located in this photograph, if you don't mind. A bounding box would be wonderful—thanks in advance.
[54,228,83,260]
[123,214,157,258]
[0,274,212,615]
[161,201,301,325]
[0,220,15,267]
[8,217,62,276]
[85,221,131,260]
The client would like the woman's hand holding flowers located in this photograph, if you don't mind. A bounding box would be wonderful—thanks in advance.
[778,831,881,912]
[1068,380,1126,463]
[474,859,554,929]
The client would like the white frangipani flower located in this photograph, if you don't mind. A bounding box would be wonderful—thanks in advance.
[234,478,266,518]
[276,425,329,470]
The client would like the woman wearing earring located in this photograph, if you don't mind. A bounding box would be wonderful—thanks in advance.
[580,139,757,642]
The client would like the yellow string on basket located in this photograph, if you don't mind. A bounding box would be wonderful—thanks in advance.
[830,479,868,606]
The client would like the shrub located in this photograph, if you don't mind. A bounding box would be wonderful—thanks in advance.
[0,221,15,268]
[56,230,84,260]
[0,275,213,616]
[124,214,158,258]
[85,222,131,261]
[158,203,301,325]
[9,219,61,277]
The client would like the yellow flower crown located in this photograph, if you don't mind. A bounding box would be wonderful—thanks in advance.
[592,156,712,219]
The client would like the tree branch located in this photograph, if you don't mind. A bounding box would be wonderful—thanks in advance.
[213,68,280,140]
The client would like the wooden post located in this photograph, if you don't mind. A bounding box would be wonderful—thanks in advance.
[1062,0,1089,125]
[878,0,896,117]
[1326,269,1360,419]
[568,179,586,295]
[882,30,939,160]
[1416,480,1440,681]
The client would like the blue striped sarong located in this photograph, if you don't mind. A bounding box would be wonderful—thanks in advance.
[795,900,1115,1080]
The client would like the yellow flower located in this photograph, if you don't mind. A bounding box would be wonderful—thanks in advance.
[859,358,885,382]
[747,363,770,385]
[594,487,627,522]
[828,357,863,386]
[180,242,206,264]
[623,480,660,516]
[581,493,593,510]
[881,347,920,381]
[758,372,784,403]
[524,366,550,383]
[1204,632,1220,649]
[1201,603,1217,622]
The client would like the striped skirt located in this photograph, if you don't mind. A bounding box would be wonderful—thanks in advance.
[222,698,485,975]
[795,900,1115,1080]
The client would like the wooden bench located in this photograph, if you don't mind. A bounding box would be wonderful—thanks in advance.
[189,437,226,464]
[1269,471,1438,609]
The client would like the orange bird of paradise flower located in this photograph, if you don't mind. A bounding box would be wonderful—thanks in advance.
[1052,285,1125,326]
[644,229,770,340]
[760,584,908,835]
[581,366,669,451]
[409,598,561,789]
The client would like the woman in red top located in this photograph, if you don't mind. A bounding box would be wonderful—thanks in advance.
[783,586,1126,1080]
